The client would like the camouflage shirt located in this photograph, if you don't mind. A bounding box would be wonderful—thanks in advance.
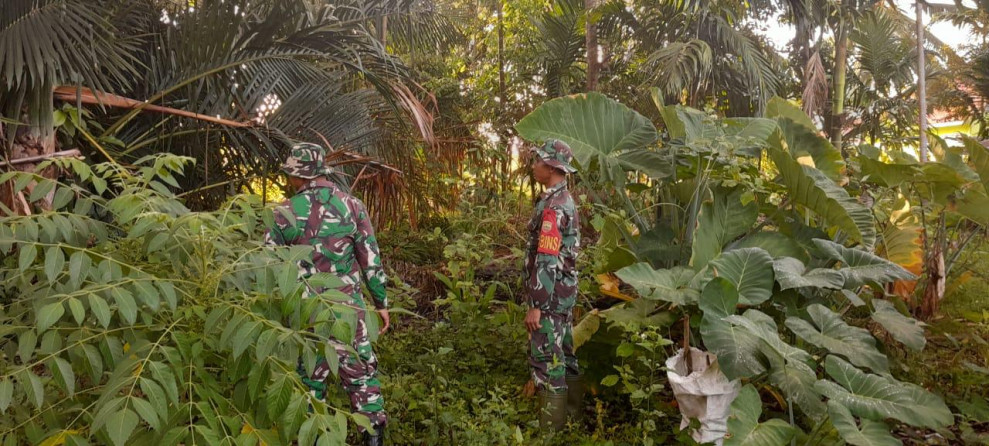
[525,180,580,314]
[265,178,388,309]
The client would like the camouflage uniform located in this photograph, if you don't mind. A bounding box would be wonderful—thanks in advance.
[265,143,388,428]
[526,140,581,394]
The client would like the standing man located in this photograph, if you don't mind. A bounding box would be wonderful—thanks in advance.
[524,139,583,430]
[265,143,389,446]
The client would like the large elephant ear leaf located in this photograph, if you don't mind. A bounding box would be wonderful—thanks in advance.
[706,248,775,306]
[785,304,888,373]
[768,142,876,249]
[775,118,845,182]
[515,92,661,182]
[814,356,952,429]
[726,310,826,419]
[871,299,926,352]
[828,401,902,446]
[699,279,766,380]
[614,263,698,305]
[964,135,989,193]
[772,257,845,290]
[690,187,758,269]
[725,385,797,446]
[766,97,816,130]
[813,239,916,289]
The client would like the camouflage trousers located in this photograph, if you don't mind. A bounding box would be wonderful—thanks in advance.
[298,305,387,428]
[529,311,580,394]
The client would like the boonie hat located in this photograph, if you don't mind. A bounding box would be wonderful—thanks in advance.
[281,142,335,179]
[530,139,577,173]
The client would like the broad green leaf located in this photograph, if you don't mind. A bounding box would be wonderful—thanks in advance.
[785,304,888,373]
[766,97,817,131]
[598,299,676,330]
[815,356,952,428]
[965,135,989,193]
[131,397,160,431]
[729,232,808,263]
[29,179,56,203]
[725,385,797,446]
[52,187,74,210]
[707,248,775,306]
[111,288,138,325]
[18,330,37,364]
[157,281,177,309]
[0,379,13,413]
[690,187,758,269]
[67,297,85,325]
[857,157,920,188]
[776,117,845,182]
[266,375,294,421]
[772,257,844,290]
[768,143,876,249]
[133,281,160,311]
[37,302,65,333]
[232,320,262,359]
[813,239,915,288]
[254,329,280,362]
[828,401,902,446]
[614,263,698,305]
[21,370,44,409]
[19,245,37,272]
[44,247,65,281]
[871,299,926,352]
[89,293,111,328]
[727,310,826,418]
[515,92,661,184]
[139,378,168,422]
[298,418,319,446]
[51,357,75,396]
[105,408,139,446]
[699,279,766,379]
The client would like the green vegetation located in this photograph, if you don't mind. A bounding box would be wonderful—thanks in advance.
[3,0,989,445]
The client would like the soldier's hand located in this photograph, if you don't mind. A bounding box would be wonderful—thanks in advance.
[377,309,390,335]
[525,308,541,332]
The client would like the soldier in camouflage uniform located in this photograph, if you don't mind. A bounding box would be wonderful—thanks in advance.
[524,139,583,430]
[265,143,389,446]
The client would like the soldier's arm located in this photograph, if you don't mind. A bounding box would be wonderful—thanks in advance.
[527,206,566,311]
[352,199,388,309]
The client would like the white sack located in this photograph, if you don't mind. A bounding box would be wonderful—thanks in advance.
[666,347,741,445]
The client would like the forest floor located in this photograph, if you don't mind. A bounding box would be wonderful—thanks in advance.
[349,223,989,445]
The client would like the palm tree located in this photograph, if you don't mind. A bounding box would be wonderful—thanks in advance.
[597,0,784,115]
[1,0,441,212]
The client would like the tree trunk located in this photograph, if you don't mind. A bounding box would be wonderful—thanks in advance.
[916,1,929,162]
[497,0,505,105]
[1,82,57,216]
[585,0,599,91]
[831,19,849,155]
[918,214,946,320]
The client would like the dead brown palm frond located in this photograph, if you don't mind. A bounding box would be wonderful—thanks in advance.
[53,86,252,128]
[802,50,829,119]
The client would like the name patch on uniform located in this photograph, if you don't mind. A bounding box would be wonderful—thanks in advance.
[537,209,562,255]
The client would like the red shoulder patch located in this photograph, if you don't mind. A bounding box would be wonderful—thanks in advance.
[537,209,562,255]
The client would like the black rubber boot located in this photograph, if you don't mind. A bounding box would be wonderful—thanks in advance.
[538,389,568,430]
[565,374,585,421]
[363,426,384,446]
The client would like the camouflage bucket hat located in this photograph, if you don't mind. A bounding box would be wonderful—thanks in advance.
[281,142,335,179]
[531,139,577,173]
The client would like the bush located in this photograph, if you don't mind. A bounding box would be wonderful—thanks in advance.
[0,156,370,445]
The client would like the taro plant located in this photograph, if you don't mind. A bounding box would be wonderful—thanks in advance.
[516,92,953,444]
[0,155,374,445]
